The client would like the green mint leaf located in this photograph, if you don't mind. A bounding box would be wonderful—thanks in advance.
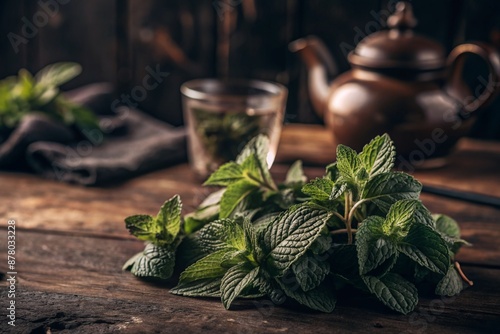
[221,262,259,309]
[220,180,258,218]
[34,63,81,103]
[309,234,332,255]
[197,219,246,252]
[263,205,331,275]
[356,167,369,181]
[253,277,286,304]
[157,195,182,240]
[170,278,222,297]
[204,162,243,186]
[240,154,277,192]
[325,162,340,181]
[336,145,362,180]
[398,223,450,275]
[123,243,176,280]
[435,265,466,297]
[125,215,156,242]
[276,279,336,313]
[34,62,82,88]
[200,188,225,208]
[176,233,207,267]
[285,160,307,185]
[236,134,269,165]
[243,218,256,251]
[125,195,182,245]
[292,254,330,292]
[362,273,418,314]
[433,214,470,254]
[192,108,263,162]
[184,189,224,234]
[122,251,142,271]
[356,216,397,275]
[243,219,264,263]
[433,214,460,238]
[17,69,34,98]
[329,182,347,200]
[253,213,280,231]
[184,215,213,235]
[359,134,395,178]
[302,178,334,201]
[362,172,422,213]
[240,154,262,180]
[220,249,249,268]
[236,135,276,190]
[382,199,433,238]
[270,188,298,210]
[178,249,229,283]
[230,191,263,219]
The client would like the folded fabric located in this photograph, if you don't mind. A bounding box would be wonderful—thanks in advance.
[0,113,75,169]
[0,83,187,186]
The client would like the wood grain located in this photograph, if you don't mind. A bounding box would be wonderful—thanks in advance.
[1,229,499,333]
[277,124,500,197]
[1,124,499,333]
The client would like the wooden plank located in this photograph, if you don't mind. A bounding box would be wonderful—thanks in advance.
[0,165,203,237]
[276,125,336,165]
[413,140,500,199]
[1,230,499,333]
[276,125,500,198]
[35,0,117,89]
[0,1,30,77]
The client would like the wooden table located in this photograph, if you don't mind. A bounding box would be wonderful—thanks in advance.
[1,125,499,333]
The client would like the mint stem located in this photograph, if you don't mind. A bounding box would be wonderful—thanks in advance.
[455,261,474,286]
[344,193,353,244]
[331,211,345,222]
[247,173,277,192]
[330,228,358,236]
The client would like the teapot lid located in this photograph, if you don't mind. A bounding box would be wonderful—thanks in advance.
[348,2,445,70]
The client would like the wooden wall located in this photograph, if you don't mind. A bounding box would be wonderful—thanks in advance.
[1,0,499,138]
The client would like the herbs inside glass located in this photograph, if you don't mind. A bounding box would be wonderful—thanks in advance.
[181,79,287,177]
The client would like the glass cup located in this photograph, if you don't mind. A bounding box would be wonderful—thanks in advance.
[181,79,287,177]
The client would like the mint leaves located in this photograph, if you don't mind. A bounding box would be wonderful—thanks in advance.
[263,206,330,274]
[171,203,331,310]
[0,62,98,130]
[362,273,418,315]
[123,195,182,279]
[204,136,278,218]
[123,134,472,314]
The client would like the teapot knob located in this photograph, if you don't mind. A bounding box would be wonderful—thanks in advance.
[387,2,418,30]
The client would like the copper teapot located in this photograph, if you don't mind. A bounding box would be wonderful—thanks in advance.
[290,1,500,167]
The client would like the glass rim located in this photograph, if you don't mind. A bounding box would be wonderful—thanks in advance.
[180,78,287,102]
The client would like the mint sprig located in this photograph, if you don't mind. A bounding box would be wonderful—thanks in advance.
[0,62,99,131]
[123,195,182,279]
[172,204,332,311]
[123,134,472,314]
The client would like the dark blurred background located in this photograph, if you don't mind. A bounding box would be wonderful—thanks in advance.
[1,0,499,139]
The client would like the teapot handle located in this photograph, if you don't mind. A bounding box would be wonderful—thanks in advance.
[446,42,500,113]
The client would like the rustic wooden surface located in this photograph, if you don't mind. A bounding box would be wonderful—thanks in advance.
[1,125,500,333]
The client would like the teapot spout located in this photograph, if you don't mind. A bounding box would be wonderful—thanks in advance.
[289,36,337,118]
